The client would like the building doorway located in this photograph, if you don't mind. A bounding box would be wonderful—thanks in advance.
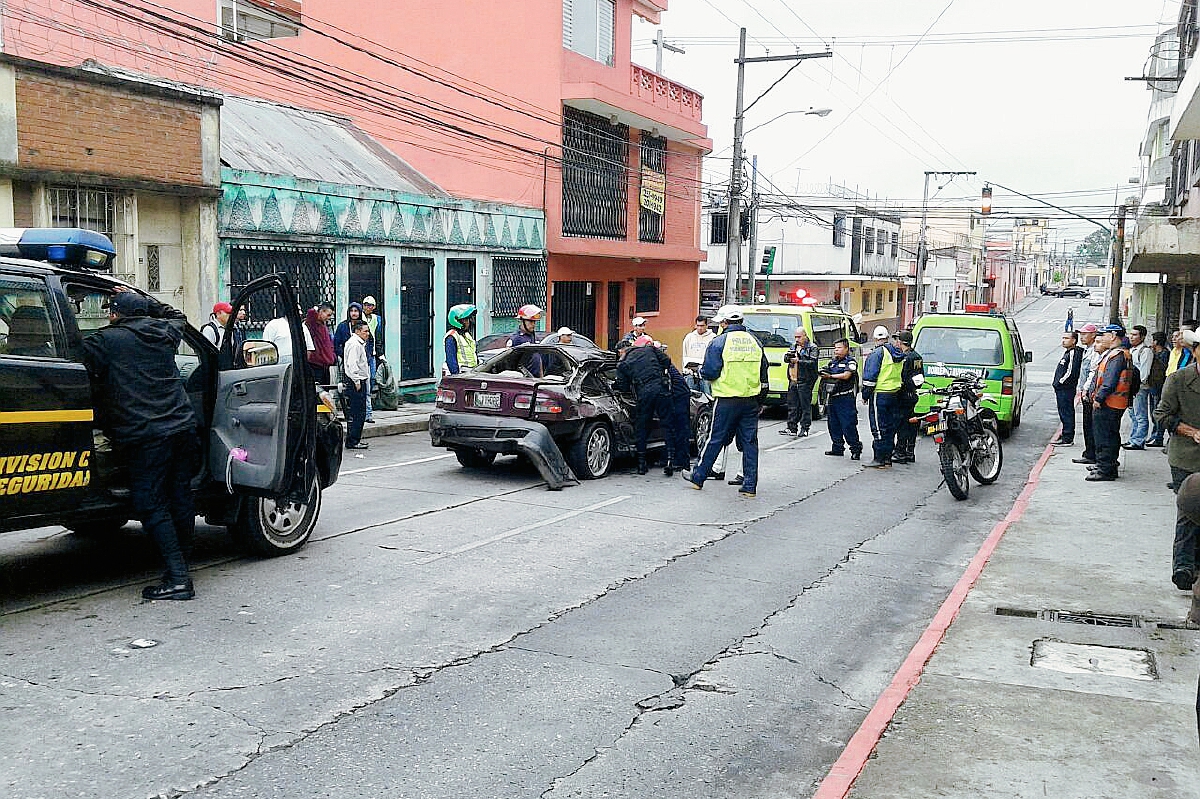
[606,281,623,349]
[400,257,433,380]
[551,281,596,340]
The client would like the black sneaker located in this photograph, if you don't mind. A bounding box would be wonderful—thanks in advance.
[1121,443,1145,451]
[824,450,844,457]
[863,460,891,469]
[1071,457,1096,464]
[1173,569,1196,591]
[728,474,744,485]
[142,580,195,601]
[849,452,862,461]
[778,429,798,437]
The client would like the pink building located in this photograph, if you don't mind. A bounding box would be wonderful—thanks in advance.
[1,0,709,350]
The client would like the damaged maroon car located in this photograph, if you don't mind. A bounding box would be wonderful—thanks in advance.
[429,343,712,489]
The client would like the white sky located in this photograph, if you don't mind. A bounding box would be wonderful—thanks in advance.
[634,0,1177,246]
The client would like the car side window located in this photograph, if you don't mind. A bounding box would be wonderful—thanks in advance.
[0,277,63,359]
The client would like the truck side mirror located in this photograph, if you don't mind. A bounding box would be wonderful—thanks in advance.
[1024,351,1033,363]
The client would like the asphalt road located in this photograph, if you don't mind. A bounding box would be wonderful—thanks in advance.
[0,297,1082,799]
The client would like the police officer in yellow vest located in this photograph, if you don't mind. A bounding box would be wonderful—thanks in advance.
[860,327,906,468]
[683,305,769,498]
[442,304,478,376]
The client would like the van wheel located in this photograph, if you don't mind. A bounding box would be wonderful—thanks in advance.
[997,420,1013,439]
[233,471,321,556]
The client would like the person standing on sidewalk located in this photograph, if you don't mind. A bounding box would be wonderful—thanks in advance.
[781,328,819,438]
[1148,331,1169,448]
[821,338,863,460]
[1124,325,1153,450]
[681,316,715,394]
[862,325,890,445]
[1073,323,1101,466]
[683,306,768,498]
[891,330,925,465]
[361,296,384,424]
[1087,324,1133,481]
[1051,331,1083,446]
[342,321,371,451]
[1153,329,1200,589]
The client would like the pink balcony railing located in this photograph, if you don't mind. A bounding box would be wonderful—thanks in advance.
[630,64,703,123]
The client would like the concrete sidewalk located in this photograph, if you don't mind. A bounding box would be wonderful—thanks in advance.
[842,441,1200,798]
[359,401,436,439]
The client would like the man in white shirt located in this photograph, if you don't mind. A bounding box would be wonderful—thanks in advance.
[1125,324,1155,450]
[1073,323,1102,465]
[262,315,313,364]
[681,315,716,394]
[342,321,371,450]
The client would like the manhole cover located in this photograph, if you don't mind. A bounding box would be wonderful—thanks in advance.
[1030,639,1158,681]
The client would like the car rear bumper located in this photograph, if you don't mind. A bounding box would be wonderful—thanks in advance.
[429,411,578,490]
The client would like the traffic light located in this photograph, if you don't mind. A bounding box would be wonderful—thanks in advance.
[759,245,777,275]
[981,185,992,215]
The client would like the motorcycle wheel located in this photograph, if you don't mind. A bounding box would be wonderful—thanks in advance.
[969,427,1004,485]
[939,443,970,500]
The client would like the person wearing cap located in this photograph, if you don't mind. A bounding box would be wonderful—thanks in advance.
[683,305,769,497]
[621,316,648,345]
[552,326,574,345]
[1072,323,1102,465]
[201,302,232,348]
[82,289,199,601]
[820,337,863,460]
[682,316,716,395]
[1051,331,1083,446]
[781,327,820,437]
[1086,324,1133,481]
[613,334,677,475]
[442,304,478,376]
[360,297,383,423]
[860,326,905,468]
[1154,329,1200,589]
[891,330,925,464]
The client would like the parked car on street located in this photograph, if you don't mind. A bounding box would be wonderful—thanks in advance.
[0,228,343,555]
[430,343,712,488]
[1055,285,1090,298]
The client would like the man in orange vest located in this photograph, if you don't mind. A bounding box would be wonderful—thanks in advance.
[1088,324,1133,482]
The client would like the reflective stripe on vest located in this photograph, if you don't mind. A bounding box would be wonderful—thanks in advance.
[875,347,903,393]
[445,329,478,369]
[710,330,763,398]
[1093,349,1130,409]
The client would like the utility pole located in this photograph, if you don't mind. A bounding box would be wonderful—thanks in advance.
[915,170,975,318]
[746,155,759,302]
[1109,203,1128,325]
[723,29,831,304]
[654,30,686,74]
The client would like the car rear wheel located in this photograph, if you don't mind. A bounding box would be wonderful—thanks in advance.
[692,407,713,455]
[454,447,497,468]
[233,470,321,556]
[569,421,612,479]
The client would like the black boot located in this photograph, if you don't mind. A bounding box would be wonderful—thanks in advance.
[637,455,648,475]
[663,464,675,476]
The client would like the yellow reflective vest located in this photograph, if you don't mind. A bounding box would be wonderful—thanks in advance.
[875,346,903,393]
[711,330,764,398]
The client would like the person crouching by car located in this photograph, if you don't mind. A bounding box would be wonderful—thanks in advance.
[82,290,200,601]
[614,335,676,475]
[343,321,372,451]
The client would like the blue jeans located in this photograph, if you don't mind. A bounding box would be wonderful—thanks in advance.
[869,391,900,464]
[1128,388,1150,446]
[1149,388,1164,444]
[365,353,377,419]
[826,394,862,455]
[691,397,760,492]
[346,380,367,446]
[1054,387,1076,441]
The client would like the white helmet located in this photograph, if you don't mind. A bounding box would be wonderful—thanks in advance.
[717,304,743,323]
[872,325,889,340]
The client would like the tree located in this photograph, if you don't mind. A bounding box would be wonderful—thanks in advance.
[1075,229,1110,262]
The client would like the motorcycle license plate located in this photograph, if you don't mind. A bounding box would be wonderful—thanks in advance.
[473,392,501,409]
[926,424,938,435]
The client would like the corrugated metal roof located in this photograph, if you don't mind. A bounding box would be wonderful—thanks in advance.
[220,95,445,197]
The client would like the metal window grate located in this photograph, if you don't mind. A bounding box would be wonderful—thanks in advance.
[48,186,115,240]
[562,107,628,240]
[492,256,547,317]
[228,244,335,333]
[638,134,666,244]
[146,245,161,292]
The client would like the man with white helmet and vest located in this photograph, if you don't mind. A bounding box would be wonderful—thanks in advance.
[860,325,906,468]
[443,304,478,376]
[507,303,544,376]
[683,305,769,498]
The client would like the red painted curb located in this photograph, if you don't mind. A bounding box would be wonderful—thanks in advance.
[811,434,1059,799]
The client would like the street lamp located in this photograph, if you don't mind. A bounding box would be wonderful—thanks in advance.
[742,107,833,136]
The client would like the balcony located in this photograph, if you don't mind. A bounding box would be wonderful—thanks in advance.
[562,64,708,145]
[629,64,703,124]
[1128,215,1200,280]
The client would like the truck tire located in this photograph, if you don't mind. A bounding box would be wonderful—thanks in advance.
[232,471,321,556]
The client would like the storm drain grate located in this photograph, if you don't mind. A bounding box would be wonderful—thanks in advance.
[995,607,1144,627]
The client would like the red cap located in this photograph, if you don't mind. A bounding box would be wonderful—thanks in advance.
[212,301,233,314]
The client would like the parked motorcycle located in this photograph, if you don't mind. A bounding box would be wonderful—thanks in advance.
[916,374,1003,500]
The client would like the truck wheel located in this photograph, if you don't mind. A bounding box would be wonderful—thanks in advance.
[233,471,321,556]
[454,447,497,468]
[568,422,613,479]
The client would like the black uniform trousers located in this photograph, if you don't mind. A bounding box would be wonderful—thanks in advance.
[826,393,862,455]
[1054,386,1077,442]
[125,430,199,583]
[1080,398,1096,460]
[894,391,919,457]
[634,390,674,455]
[786,379,815,433]
[345,380,367,447]
[1092,404,1124,478]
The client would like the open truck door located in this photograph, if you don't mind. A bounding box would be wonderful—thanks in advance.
[210,274,322,554]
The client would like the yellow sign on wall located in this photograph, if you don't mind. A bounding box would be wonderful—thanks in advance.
[640,170,666,215]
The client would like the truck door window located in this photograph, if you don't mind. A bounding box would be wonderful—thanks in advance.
[0,278,63,359]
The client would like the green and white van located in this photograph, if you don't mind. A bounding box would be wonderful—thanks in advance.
[738,304,863,416]
[911,307,1032,437]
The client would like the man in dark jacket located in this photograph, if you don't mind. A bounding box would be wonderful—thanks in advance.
[614,336,676,475]
[781,328,820,437]
[82,290,199,600]
[891,330,925,464]
[1052,331,1083,445]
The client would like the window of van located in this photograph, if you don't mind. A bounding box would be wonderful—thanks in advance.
[742,314,799,347]
[810,315,846,347]
[914,326,1005,366]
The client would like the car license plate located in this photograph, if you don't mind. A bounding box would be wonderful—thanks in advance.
[473,392,501,409]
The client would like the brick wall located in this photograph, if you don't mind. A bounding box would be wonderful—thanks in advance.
[15,71,205,185]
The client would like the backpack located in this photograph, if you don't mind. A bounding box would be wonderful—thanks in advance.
[1148,350,1168,390]
[1122,350,1141,398]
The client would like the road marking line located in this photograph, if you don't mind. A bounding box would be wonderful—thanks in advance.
[412,495,630,565]
[766,430,829,452]
[341,453,453,475]
[811,435,1058,799]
